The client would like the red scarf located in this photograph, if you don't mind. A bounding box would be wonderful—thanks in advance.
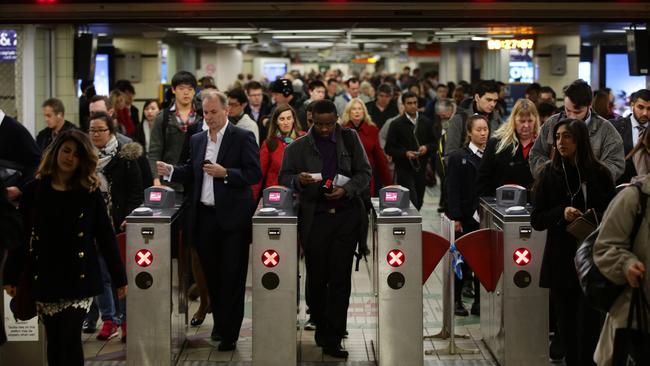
[117,107,135,136]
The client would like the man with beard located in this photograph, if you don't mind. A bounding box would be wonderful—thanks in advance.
[611,89,650,184]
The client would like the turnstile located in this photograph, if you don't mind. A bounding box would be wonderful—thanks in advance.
[252,186,298,366]
[479,197,548,365]
[125,202,186,366]
[371,188,423,366]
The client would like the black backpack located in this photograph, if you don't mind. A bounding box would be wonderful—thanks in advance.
[575,182,648,313]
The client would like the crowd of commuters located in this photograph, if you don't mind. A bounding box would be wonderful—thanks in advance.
[1,63,650,365]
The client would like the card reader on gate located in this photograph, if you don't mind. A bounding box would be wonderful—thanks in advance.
[259,186,293,216]
[496,184,527,211]
[143,186,176,209]
[379,185,410,216]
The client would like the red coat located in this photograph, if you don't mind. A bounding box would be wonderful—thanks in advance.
[253,132,305,201]
[343,121,392,194]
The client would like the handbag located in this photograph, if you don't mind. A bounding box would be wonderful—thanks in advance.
[0,158,24,187]
[574,182,647,313]
[9,185,40,321]
[566,208,598,243]
[10,228,37,321]
[612,286,650,365]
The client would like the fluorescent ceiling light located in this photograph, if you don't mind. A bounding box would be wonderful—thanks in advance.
[603,29,626,33]
[273,35,340,39]
[283,42,333,48]
[471,36,490,41]
[200,35,251,40]
[213,40,253,44]
[268,30,345,34]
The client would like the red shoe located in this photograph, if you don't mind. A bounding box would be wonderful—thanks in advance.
[121,321,126,343]
[96,320,118,340]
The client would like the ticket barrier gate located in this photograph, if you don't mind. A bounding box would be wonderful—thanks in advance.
[0,277,46,365]
[371,186,423,366]
[125,186,187,366]
[252,186,298,366]
[470,192,548,366]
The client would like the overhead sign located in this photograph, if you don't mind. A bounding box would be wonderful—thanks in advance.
[0,30,17,62]
[488,38,534,50]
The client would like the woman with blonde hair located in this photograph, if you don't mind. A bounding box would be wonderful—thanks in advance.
[3,130,127,365]
[341,98,392,195]
[477,98,541,196]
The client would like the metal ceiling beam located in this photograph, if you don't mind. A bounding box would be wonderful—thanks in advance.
[0,2,649,23]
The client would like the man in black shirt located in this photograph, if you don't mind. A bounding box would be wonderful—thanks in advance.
[36,98,76,151]
[365,83,399,129]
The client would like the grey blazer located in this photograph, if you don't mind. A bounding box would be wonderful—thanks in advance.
[278,125,372,239]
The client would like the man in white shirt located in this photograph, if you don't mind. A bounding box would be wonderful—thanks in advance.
[611,88,650,184]
[157,90,261,352]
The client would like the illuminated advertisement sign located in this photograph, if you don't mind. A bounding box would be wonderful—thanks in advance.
[488,38,534,50]
[0,30,17,62]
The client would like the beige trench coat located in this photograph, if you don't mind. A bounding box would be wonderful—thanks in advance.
[593,174,650,366]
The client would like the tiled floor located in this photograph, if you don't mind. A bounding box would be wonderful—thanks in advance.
[83,185,497,365]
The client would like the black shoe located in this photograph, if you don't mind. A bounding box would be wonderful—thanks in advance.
[314,331,325,347]
[323,344,349,359]
[210,333,222,342]
[462,287,475,299]
[304,319,316,331]
[549,335,565,362]
[190,316,205,327]
[470,302,480,316]
[454,302,469,317]
[82,319,97,334]
[218,341,236,351]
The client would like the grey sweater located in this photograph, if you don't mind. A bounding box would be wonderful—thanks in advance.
[529,112,625,181]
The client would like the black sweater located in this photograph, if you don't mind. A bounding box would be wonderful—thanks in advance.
[0,115,41,190]
[4,178,127,302]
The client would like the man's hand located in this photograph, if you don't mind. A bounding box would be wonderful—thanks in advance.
[406,151,419,160]
[156,161,172,177]
[116,285,128,299]
[203,163,227,178]
[626,261,646,288]
[3,285,16,298]
[418,145,428,155]
[6,186,21,201]
[153,178,163,187]
[324,187,346,200]
[298,172,320,186]
[564,207,583,222]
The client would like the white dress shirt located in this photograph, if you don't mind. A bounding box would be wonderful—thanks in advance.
[631,114,647,148]
[200,122,228,206]
[0,109,5,127]
[469,142,483,158]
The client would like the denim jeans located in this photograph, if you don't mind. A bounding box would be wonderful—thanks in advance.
[85,255,116,323]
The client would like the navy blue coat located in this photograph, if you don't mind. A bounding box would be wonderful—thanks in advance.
[171,123,261,233]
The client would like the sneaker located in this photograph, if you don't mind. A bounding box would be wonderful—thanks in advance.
[454,302,469,317]
[304,319,316,331]
[96,320,118,340]
[82,319,97,334]
[120,321,126,343]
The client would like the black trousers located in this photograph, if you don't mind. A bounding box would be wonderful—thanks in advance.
[550,285,602,366]
[454,220,480,305]
[42,306,87,366]
[196,204,250,343]
[395,165,426,210]
[305,207,360,347]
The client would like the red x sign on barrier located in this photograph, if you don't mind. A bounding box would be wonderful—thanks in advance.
[513,248,531,265]
[262,250,279,268]
[136,249,153,267]
[387,249,405,267]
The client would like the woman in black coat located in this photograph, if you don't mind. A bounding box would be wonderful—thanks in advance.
[445,114,489,316]
[531,118,616,366]
[3,130,127,365]
[89,111,144,232]
[477,98,540,197]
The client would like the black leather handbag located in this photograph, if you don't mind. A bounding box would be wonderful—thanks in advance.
[612,286,650,365]
[575,183,647,313]
[0,159,24,187]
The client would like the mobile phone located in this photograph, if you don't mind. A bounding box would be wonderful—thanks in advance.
[202,160,212,165]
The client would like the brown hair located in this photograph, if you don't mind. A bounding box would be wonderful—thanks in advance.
[36,129,99,192]
[42,98,65,115]
[265,104,302,152]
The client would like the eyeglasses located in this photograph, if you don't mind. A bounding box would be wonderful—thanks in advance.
[89,129,109,134]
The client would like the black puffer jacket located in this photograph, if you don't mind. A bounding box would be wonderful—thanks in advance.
[102,142,144,232]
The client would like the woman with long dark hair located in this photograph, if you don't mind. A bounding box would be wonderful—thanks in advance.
[135,99,161,155]
[531,119,615,366]
[253,104,304,200]
[3,130,127,365]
